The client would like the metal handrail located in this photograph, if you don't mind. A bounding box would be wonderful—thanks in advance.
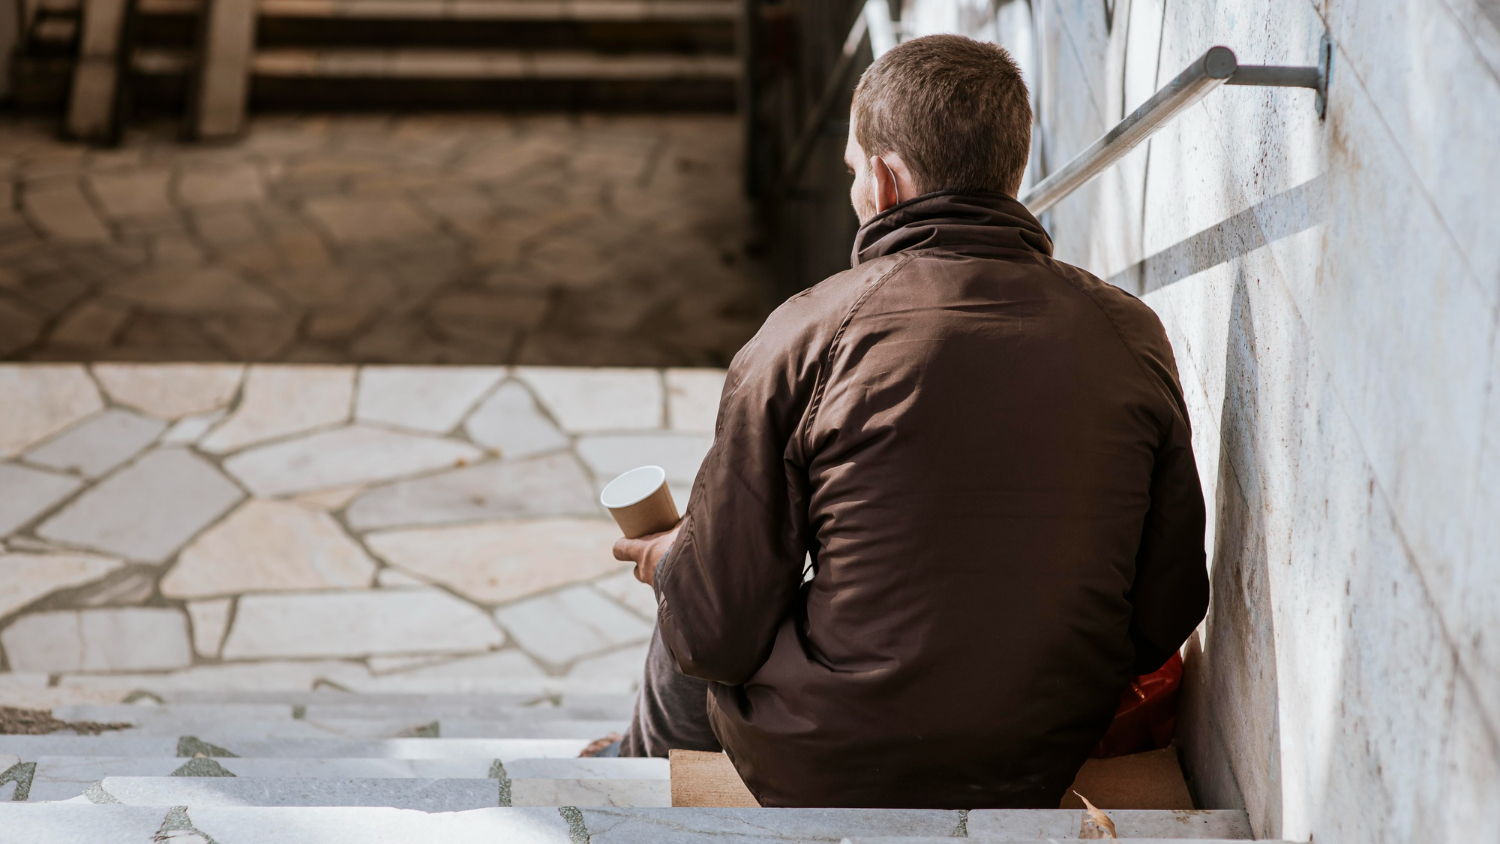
[1022,40,1331,214]
[773,7,1333,216]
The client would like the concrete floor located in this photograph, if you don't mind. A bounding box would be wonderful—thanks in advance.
[0,113,773,366]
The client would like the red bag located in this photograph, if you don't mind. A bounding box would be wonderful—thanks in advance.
[1091,652,1183,758]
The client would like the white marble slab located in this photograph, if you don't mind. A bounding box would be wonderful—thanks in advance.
[36,449,243,562]
[220,588,503,660]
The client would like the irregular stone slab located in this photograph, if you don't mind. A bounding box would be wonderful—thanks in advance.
[0,365,104,458]
[515,367,663,433]
[221,588,503,660]
[0,805,172,844]
[0,463,83,535]
[0,552,125,617]
[591,569,658,620]
[2,608,191,673]
[578,807,967,843]
[494,585,653,666]
[37,449,243,562]
[106,266,283,313]
[88,170,172,218]
[160,410,226,445]
[300,698,634,722]
[89,776,501,810]
[186,598,232,657]
[90,364,244,420]
[575,433,712,486]
[512,778,669,808]
[53,703,292,722]
[55,660,373,694]
[1,734,589,764]
[965,809,1254,839]
[304,196,440,244]
[347,453,598,531]
[366,518,624,605]
[57,718,452,740]
[356,366,506,434]
[337,674,634,697]
[162,500,376,599]
[567,643,650,680]
[375,567,427,587]
[464,381,570,459]
[361,649,544,681]
[223,426,483,497]
[665,369,725,432]
[23,183,112,241]
[201,366,355,454]
[178,163,265,206]
[292,485,364,511]
[24,409,166,478]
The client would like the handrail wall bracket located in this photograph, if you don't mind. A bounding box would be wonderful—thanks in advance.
[1021,36,1333,214]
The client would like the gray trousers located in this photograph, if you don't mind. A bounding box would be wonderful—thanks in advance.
[618,624,724,757]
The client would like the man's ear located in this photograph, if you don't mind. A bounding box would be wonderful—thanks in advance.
[870,155,903,213]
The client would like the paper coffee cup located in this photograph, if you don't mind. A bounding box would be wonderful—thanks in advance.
[600,465,680,539]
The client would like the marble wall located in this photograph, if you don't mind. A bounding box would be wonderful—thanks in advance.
[900,0,1500,840]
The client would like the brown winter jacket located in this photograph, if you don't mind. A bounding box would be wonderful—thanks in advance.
[655,191,1209,809]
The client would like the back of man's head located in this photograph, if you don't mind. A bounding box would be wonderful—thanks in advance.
[853,34,1033,198]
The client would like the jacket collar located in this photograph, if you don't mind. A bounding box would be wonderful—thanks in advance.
[850,191,1054,268]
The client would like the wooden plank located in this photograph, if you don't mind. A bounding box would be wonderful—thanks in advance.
[66,0,131,142]
[667,746,1190,810]
[668,749,759,808]
[191,0,256,138]
[1061,746,1195,810]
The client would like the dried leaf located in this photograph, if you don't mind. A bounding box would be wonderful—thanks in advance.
[1075,791,1118,839]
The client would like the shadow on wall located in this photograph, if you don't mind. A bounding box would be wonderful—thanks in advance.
[1109,173,1331,837]
[1107,175,1326,298]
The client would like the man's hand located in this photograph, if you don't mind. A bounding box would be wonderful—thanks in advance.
[613,522,682,588]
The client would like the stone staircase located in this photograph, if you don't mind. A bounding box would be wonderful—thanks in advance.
[12,0,739,141]
[0,363,1272,841]
[0,687,1264,841]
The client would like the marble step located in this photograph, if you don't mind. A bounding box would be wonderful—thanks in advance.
[132,46,739,80]
[157,690,637,708]
[52,716,627,739]
[0,805,1256,843]
[78,776,505,810]
[67,769,668,809]
[29,755,669,804]
[44,673,637,698]
[1,734,590,759]
[55,700,637,722]
[134,0,740,22]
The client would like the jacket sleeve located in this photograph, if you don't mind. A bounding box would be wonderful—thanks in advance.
[1127,383,1210,675]
[655,313,820,686]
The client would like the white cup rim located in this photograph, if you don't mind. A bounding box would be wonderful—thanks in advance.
[600,465,668,509]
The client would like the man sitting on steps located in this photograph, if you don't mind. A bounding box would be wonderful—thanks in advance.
[593,33,1210,809]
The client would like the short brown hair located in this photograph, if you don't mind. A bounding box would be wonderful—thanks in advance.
[853,34,1032,197]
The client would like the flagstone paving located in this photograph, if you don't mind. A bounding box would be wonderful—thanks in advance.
[0,115,772,367]
[0,362,719,691]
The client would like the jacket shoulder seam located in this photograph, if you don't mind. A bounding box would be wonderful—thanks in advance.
[799,254,913,454]
[1031,254,1180,428]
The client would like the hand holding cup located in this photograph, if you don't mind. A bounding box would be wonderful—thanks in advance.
[602,466,681,586]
